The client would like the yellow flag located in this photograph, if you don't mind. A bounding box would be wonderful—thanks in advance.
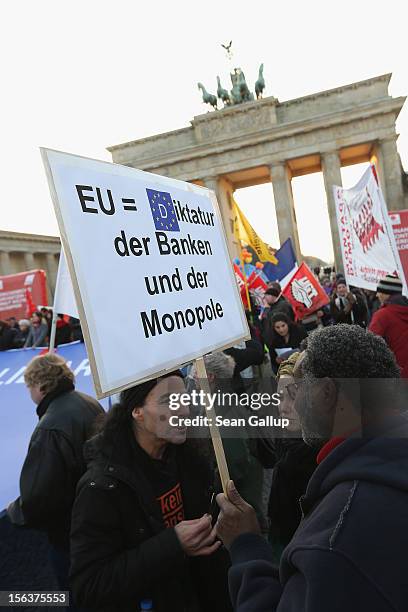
[232,198,278,264]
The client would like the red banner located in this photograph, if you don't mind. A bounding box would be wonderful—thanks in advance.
[389,210,408,286]
[282,263,329,320]
[0,270,48,320]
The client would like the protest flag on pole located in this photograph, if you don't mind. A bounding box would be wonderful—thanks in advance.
[263,238,297,287]
[240,253,252,312]
[233,263,249,309]
[232,198,278,264]
[282,263,329,321]
[389,209,408,286]
[246,270,268,306]
[49,248,79,352]
[333,165,406,294]
[25,288,36,318]
[53,248,78,319]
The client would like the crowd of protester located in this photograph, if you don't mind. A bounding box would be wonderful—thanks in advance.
[0,308,83,351]
[3,269,408,611]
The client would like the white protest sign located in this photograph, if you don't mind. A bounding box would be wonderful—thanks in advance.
[42,149,249,398]
[333,165,406,292]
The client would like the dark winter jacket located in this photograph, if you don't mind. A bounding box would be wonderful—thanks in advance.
[224,338,264,374]
[228,413,408,612]
[55,319,72,346]
[7,383,103,548]
[260,297,295,346]
[269,324,307,352]
[257,438,318,546]
[70,433,232,612]
[330,291,368,327]
[369,295,408,378]
[0,325,15,350]
[12,326,30,348]
[268,324,307,372]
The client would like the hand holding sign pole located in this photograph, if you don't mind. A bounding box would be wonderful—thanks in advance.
[41,149,243,492]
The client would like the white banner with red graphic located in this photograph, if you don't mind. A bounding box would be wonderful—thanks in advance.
[389,209,408,286]
[233,265,268,309]
[282,263,329,320]
[247,271,268,306]
[333,165,405,292]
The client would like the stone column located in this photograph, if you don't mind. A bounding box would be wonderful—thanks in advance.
[269,162,302,261]
[202,176,238,258]
[379,136,405,211]
[24,251,35,271]
[321,151,343,272]
[0,251,11,275]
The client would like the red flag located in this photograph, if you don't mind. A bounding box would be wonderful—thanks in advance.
[282,263,329,320]
[247,271,268,306]
[25,288,36,318]
[233,263,249,309]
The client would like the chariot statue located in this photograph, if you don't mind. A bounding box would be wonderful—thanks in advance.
[197,43,266,110]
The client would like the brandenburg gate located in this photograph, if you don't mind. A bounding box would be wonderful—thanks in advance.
[109,73,406,270]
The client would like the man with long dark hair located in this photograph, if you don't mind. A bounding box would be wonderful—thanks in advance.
[70,372,231,612]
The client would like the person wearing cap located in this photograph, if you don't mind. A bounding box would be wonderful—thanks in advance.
[330,278,368,327]
[262,284,295,322]
[70,372,232,612]
[369,274,408,378]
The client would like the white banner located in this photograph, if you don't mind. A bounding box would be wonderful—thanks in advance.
[42,149,248,397]
[53,248,78,318]
[333,166,406,292]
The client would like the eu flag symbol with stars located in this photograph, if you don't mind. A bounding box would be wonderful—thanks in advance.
[146,189,180,232]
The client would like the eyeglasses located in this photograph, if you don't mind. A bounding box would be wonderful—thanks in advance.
[277,380,305,401]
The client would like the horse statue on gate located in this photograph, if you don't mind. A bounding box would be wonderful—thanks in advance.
[197,83,218,110]
[217,76,231,106]
[255,63,265,99]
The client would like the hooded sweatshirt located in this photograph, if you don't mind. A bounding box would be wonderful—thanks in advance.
[369,295,408,377]
[228,413,408,612]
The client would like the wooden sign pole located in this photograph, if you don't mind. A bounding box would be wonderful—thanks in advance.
[194,356,230,495]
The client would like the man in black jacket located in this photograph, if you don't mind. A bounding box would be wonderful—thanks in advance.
[330,278,368,326]
[214,325,408,612]
[7,353,103,595]
[70,373,232,612]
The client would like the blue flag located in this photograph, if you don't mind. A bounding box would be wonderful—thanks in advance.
[146,189,180,232]
[263,238,297,282]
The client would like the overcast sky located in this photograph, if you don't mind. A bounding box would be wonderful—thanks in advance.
[1,0,406,263]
